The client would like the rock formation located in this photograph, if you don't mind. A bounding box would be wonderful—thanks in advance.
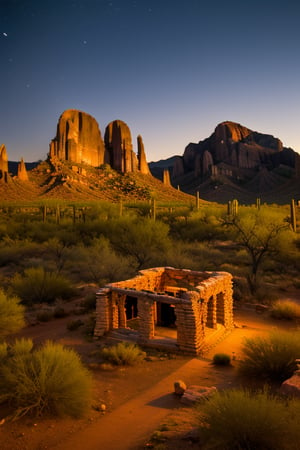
[17,158,28,181]
[0,144,8,182]
[49,111,151,176]
[49,110,105,167]
[104,120,137,172]
[151,121,299,184]
[163,168,171,185]
[182,121,285,174]
[137,135,150,174]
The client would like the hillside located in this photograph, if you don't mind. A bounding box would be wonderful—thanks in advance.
[0,159,194,203]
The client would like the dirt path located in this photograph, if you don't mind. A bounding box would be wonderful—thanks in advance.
[1,305,298,450]
[52,357,234,450]
[48,308,285,450]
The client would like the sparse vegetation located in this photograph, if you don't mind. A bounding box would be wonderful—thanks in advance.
[198,389,300,450]
[0,290,25,338]
[239,331,300,383]
[212,353,231,366]
[270,300,300,320]
[101,342,146,366]
[0,339,92,419]
[11,267,75,305]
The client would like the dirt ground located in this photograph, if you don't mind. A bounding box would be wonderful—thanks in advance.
[0,291,299,450]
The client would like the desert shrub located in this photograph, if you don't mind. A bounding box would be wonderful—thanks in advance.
[0,290,25,337]
[11,267,75,305]
[36,310,54,322]
[101,342,146,366]
[270,300,300,320]
[67,319,84,331]
[212,353,231,366]
[239,331,300,383]
[0,339,92,418]
[0,238,40,268]
[70,238,134,284]
[107,217,171,269]
[53,306,69,318]
[80,293,97,311]
[198,389,300,450]
[83,314,96,337]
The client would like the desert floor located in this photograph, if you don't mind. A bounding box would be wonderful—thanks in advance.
[0,290,299,450]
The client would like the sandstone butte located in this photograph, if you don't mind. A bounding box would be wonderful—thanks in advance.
[49,110,150,175]
[172,120,297,179]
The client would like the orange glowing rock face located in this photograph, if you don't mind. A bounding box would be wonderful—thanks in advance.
[49,109,105,167]
[49,110,150,175]
[17,158,29,181]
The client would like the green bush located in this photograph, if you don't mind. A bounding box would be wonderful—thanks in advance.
[198,389,300,450]
[101,342,146,366]
[11,267,75,305]
[0,290,25,337]
[239,331,300,383]
[212,353,231,366]
[270,300,300,320]
[0,339,92,419]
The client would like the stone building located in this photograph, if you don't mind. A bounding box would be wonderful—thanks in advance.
[95,267,233,355]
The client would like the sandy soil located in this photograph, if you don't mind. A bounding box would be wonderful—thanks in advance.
[0,298,299,450]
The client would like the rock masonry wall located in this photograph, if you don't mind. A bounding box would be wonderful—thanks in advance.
[95,267,233,355]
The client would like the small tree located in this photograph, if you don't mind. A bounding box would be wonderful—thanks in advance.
[223,208,289,293]
[0,290,25,338]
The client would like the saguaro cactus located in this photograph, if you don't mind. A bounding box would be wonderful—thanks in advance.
[232,199,239,216]
[196,191,200,210]
[290,199,297,232]
[151,198,156,221]
[228,199,239,216]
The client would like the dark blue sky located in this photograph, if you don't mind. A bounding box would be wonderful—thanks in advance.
[1,0,299,162]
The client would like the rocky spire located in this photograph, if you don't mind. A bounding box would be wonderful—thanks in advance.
[104,120,136,172]
[163,168,171,186]
[49,109,105,167]
[0,144,8,182]
[137,135,150,174]
[17,158,28,181]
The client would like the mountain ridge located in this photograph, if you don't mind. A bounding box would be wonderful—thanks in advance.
[149,121,300,204]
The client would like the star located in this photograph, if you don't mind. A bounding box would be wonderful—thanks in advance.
[3,32,8,37]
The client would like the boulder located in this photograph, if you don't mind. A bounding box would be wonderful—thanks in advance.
[180,385,217,405]
[174,380,187,395]
[49,109,105,167]
[280,371,300,397]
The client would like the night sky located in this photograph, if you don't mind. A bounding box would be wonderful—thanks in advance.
[1,0,300,162]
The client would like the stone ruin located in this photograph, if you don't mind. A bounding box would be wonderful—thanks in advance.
[94,267,233,355]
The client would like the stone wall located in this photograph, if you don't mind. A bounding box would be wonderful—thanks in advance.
[95,267,233,355]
